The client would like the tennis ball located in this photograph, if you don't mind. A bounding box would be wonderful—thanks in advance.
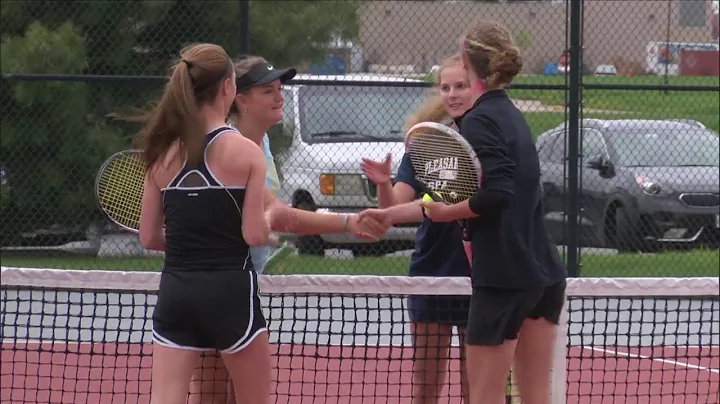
[422,192,443,204]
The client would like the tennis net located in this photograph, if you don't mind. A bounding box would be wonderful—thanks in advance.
[1,266,718,404]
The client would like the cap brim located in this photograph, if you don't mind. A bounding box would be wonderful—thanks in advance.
[254,67,297,86]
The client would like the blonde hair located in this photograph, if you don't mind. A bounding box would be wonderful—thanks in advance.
[112,43,233,169]
[227,55,268,126]
[462,19,523,89]
[404,54,464,131]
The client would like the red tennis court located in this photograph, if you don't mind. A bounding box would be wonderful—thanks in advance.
[2,269,718,403]
[2,342,718,403]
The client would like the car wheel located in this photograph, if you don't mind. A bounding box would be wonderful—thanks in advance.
[610,206,655,253]
[613,207,634,252]
[351,244,390,257]
[294,201,325,256]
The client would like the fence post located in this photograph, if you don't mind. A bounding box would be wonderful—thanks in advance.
[566,0,582,278]
[238,0,250,55]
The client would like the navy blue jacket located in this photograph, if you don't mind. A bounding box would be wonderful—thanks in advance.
[460,89,566,290]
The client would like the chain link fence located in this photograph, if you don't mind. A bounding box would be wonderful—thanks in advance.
[1,0,718,277]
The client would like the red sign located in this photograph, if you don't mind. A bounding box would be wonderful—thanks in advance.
[679,49,720,76]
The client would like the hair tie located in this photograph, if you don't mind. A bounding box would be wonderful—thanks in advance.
[465,38,500,54]
[181,59,193,68]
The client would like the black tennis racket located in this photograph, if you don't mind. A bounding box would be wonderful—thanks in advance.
[404,121,483,260]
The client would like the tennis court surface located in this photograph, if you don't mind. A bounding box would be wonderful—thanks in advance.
[2,267,718,403]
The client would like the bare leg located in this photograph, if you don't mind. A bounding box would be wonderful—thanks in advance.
[221,330,272,404]
[456,326,470,404]
[188,352,233,404]
[465,340,516,404]
[411,322,453,404]
[150,344,202,404]
[513,318,558,404]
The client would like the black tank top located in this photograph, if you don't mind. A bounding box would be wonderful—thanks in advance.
[161,126,252,271]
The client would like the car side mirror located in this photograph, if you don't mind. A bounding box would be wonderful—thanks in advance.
[586,154,605,170]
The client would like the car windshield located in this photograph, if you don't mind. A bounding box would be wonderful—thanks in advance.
[298,85,426,143]
[607,128,720,167]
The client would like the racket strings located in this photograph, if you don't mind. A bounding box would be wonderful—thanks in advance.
[97,153,145,230]
[407,132,480,204]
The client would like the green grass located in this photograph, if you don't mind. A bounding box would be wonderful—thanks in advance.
[2,249,718,277]
[576,249,720,277]
[508,75,720,135]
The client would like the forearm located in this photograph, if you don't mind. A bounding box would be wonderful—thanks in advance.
[443,200,479,221]
[273,208,350,235]
[293,209,351,235]
[384,200,425,225]
[375,182,396,208]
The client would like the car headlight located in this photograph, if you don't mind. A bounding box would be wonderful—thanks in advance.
[636,176,673,196]
[319,174,366,196]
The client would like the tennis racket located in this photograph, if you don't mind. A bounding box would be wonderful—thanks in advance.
[94,149,296,269]
[404,121,483,262]
[95,149,146,233]
[262,242,295,274]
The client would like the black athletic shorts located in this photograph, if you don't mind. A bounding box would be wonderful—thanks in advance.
[408,295,471,327]
[152,268,266,353]
[465,279,566,346]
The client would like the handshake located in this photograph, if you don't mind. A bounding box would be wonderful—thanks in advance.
[262,202,395,242]
[350,208,394,241]
[262,152,453,244]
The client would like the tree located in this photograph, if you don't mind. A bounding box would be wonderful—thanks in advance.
[248,1,359,66]
[0,0,359,244]
[0,21,127,243]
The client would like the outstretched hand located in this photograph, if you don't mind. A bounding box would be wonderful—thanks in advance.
[360,153,392,185]
[348,209,392,240]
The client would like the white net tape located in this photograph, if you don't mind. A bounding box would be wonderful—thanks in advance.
[2,266,718,296]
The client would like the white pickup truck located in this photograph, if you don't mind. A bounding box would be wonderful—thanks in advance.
[274,74,428,256]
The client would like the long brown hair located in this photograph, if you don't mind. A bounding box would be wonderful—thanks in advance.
[404,54,464,131]
[112,43,233,169]
[226,55,268,126]
[461,19,523,89]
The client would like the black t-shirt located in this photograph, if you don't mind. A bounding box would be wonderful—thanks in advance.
[459,90,566,290]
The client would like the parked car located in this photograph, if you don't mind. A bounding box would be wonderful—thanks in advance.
[275,74,428,256]
[536,119,719,252]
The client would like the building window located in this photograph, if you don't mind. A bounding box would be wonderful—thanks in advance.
[679,0,706,28]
